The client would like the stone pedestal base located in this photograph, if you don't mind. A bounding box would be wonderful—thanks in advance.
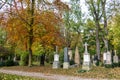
[82,62,91,71]
[106,61,112,65]
[63,62,69,69]
[93,60,97,66]
[52,61,60,69]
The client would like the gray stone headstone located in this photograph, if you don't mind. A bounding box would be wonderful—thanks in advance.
[53,46,60,69]
[64,47,69,62]
[106,51,112,64]
[82,42,91,71]
[113,50,119,63]
[63,47,69,69]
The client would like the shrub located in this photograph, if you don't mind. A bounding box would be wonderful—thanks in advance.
[19,61,26,66]
[0,61,5,67]
[78,69,87,73]
[5,60,14,66]
[118,62,120,67]
[95,60,99,66]
[19,52,28,66]
[113,63,117,67]
[14,61,19,66]
[104,64,114,68]
[70,60,75,65]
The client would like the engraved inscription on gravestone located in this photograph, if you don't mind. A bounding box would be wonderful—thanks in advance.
[84,55,90,62]
[54,54,59,61]
[103,52,107,64]
[106,51,112,64]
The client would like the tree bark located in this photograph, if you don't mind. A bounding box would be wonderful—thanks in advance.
[95,20,101,61]
[28,0,35,67]
[40,54,45,66]
[102,0,108,51]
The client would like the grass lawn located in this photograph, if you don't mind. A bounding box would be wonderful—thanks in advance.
[1,65,120,79]
[0,72,45,80]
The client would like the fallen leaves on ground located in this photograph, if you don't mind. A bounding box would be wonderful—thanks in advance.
[1,66,120,79]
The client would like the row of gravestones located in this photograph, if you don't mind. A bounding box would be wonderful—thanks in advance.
[52,42,91,70]
[52,43,119,70]
[103,50,119,64]
[92,51,119,66]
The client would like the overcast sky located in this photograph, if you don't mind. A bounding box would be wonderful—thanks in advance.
[62,0,88,17]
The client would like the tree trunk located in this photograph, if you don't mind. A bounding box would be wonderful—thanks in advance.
[28,0,35,67]
[28,47,32,66]
[95,21,101,61]
[102,0,108,51]
[40,54,45,66]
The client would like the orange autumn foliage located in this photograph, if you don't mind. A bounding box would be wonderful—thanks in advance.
[1,0,68,66]
[4,7,65,51]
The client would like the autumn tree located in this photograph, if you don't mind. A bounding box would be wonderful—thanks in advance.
[33,11,65,66]
[1,0,68,66]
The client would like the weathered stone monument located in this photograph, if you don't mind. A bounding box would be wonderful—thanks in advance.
[82,42,91,71]
[68,49,73,61]
[106,51,112,65]
[74,46,80,66]
[113,50,119,63]
[53,46,60,69]
[103,52,107,64]
[63,47,69,69]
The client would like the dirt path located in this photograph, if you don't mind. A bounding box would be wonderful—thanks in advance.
[0,69,102,80]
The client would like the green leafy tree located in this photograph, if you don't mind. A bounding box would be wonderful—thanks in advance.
[108,14,120,53]
[64,0,84,48]
[85,0,103,60]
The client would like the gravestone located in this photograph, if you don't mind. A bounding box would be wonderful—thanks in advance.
[82,42,91,71]
[53,46,60,69]
[74,46,80,66]
[103,52,107,64]
[106,51,112,65]
[113,50,119,63]
[68,49,73,61]
[63,47,69,69]
[92,55,95,65]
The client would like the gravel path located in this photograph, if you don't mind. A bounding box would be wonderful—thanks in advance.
[0,69,104,80]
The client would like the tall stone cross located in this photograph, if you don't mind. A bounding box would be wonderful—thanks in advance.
[115,50,117,56]
[84,42,88,53]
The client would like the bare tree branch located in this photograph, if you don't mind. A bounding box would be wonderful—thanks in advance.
[0,0,7,9]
